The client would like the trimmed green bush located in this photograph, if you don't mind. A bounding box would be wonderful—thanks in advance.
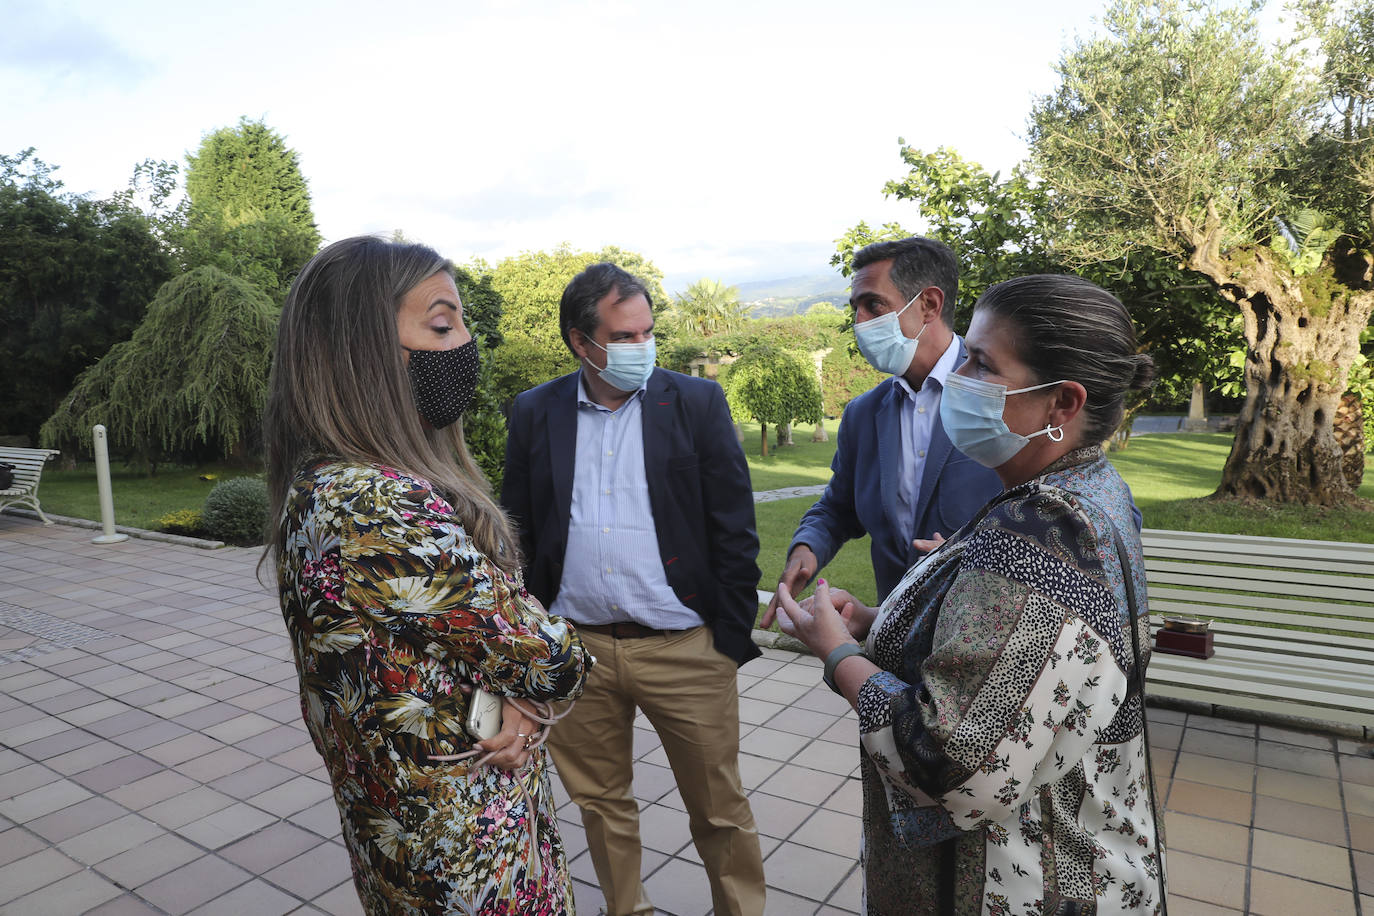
[201,476,268,545]
[156,509,203,537]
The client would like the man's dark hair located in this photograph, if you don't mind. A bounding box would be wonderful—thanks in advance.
[851,237,958,325]
[559,262,652,352]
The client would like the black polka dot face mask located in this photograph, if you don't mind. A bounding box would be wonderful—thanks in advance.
[403,338,480,429]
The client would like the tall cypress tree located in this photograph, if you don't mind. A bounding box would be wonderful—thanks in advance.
[182,118,321,298]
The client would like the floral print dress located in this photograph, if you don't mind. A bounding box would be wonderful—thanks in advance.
[856,448,1164,915]
[278,460,592,915]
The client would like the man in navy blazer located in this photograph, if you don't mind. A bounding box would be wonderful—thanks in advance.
[770,238,1004,608]
[502,263,765,916]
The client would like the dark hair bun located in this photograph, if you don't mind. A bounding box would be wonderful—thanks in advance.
[1130,354,1157,392]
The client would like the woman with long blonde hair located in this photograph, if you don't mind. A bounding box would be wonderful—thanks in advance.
[264,235,591,914]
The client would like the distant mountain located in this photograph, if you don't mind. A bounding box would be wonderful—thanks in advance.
[736,274,847,302]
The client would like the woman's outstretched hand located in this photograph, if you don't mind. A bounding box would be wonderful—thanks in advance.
[773,578,860,660]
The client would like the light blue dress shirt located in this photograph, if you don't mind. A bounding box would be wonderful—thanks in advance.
[891,334,961,547]
[546,373,704,630]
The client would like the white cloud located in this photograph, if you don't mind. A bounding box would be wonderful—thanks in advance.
[3,0,1113,293]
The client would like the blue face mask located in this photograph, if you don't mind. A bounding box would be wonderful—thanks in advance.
[584,336,656,392]
[940,372,1067,467]
[853,291,928,376]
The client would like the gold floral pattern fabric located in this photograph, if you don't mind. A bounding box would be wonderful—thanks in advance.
[278,460,592,915]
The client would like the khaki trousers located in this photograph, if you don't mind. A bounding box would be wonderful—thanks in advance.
[547,625,765,916]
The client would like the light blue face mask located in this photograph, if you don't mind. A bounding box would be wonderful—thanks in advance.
[584,336,656,392]
[940,372,1067,467]
[853,291,928,376]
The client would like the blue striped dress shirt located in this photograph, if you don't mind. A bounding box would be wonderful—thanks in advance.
[546,373,704,630]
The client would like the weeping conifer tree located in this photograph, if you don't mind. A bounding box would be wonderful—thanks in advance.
[41,266,277,471]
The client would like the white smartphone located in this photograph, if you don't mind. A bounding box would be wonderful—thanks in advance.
[465,686,502,741]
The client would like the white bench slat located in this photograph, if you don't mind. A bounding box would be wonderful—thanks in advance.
[1148,654,1374,701]
[1143,546,1371,576]
[1148,583,1374,620]
[1147,568,1374,605]
[1149,599,1374,636]
[1146,558,1374,594]
[1141,527,1374,557]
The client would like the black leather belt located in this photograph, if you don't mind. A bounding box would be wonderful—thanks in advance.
[577,621,683,639]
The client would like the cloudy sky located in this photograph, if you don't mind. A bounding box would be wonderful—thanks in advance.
[5,0,1116,293]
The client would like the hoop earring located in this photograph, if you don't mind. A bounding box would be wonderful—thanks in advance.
[1046,424,1065,442]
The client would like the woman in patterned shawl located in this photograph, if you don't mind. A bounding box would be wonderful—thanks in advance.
[774,275,1165,914]
[263,236,593,915]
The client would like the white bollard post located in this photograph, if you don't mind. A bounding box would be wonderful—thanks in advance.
[92,425,128,545]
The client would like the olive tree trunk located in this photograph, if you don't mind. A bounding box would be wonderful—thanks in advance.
[1188,233,1374,504]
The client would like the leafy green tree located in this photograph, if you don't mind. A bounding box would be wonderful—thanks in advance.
[182,118,321,297]
[721,339,823,456]
[461,338,508,494]
[1028,0,1373,504]
[0,149,173,444]
[821,346,885,416]
[41,267,278,470]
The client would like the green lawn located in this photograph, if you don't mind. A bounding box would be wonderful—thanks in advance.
[36,462,259,532]
[737,418,840,491]
[1112,433,1374,543]
[755,497,878,607]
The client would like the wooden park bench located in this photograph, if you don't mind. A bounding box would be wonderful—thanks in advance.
[1141,528,1374,738]
[0,447,61,526]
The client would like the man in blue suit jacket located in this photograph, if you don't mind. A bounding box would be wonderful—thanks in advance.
[770,238,1004,608]
[502,263,765,916]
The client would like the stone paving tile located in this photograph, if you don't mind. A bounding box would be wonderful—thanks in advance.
[1252,794,1349,845]
[0,778,92,822]
[1162,811,1250,863]
[1164,779,1254,825]
[1351,812,1374,854]
[1256,766,1344,810]
[135,854,253,915]
[24,794,128,843]
[1251,829,1351,888]
[309,879,365,916]
[106,768,196,810]
[642,857,712,916]
[262,842,355,901]
[0,848,83,906]
[1248,869,1357,916]
[0,827,45,867]
[219,821,325,873]
[58,813,166,866]
[186,878,302,916]
[1166,850,1248,909]
[177,801,278,849]
[764,840,855,903]
[0,866,123,914]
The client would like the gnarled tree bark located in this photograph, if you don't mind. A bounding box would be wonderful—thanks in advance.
[1187,208,1374,504]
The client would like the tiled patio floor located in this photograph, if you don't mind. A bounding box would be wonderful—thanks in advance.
[1,515,1371,915]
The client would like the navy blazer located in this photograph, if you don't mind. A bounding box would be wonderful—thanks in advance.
[502,368,762,665]
[791,338,1004,602]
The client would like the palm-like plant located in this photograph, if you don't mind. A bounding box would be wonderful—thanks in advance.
[671,279,749,336]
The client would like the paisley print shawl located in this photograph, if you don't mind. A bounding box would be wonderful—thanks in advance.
[856,449,1163,915]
